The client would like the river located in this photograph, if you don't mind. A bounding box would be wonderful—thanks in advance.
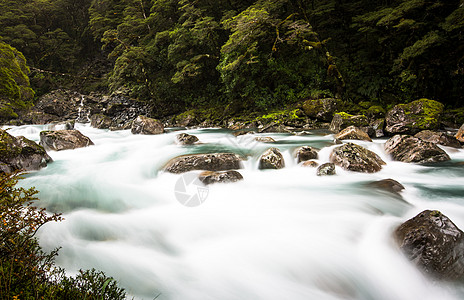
[5,123,464,300]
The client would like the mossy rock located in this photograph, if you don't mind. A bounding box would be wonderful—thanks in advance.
[302,98,340,121]
[329,112,369,133]
[365,105,386,120]
[256,108,305,125]
[385,98,444,134]
[442,107,464,128]
[0,129,52,173]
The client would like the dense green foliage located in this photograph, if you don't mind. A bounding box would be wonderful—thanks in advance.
[0,172,128,299]
[0,0,462,115]
[0,42,34,120]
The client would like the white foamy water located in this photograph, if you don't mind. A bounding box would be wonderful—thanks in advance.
[5,124,464,300]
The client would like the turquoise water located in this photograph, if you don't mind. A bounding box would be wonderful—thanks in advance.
[5,124,464,300]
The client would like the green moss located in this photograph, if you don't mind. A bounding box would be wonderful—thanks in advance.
[255,108,304,124]
[0,42,34,120]
[336,112,354,119]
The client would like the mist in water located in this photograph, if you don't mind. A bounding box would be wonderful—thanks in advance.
[6,124,464,300]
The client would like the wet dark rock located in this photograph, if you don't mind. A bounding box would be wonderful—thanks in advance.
[164,153,242,174]
[254,136,276,143]
[176,133,199,145]
[301,160,319,168]
[385,98,444,135]
[317,163,336,176]
[330,143,385,173]
[370,119,385,138]
[0,129,52,173]
[366,178,405,195]
[90,114,113,129]
[131,115,164,135]
[395,210,464,280]
[414,130,461,148]
[384,135,450,163]
[198,170,244,185]
[39,130,94,151]
[334,126,372,142]
[295,146,318,163]
[329,113,369,133]
[302,98,340,121]
[258,148,285,170]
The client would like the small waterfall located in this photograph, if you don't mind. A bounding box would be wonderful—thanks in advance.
[76,95,90,123]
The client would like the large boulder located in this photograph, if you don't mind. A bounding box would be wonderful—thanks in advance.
[39,130,94,151]
[385,98,444,135]
[198,170,243,185]
[164,153,242,174]
[330,143,385,173]
[0,129,52,173]
[302,98,340,121]
[455,124,464,143]
[317,163,336,176]
[329,113,369,133]
[294,146,318,163]
[414,130,461,148]
[258,148,285,170]
[131,115,164,135]
[384,135,450,163]
[176,133,199,145]
[395,210,464,280]
[334,126,372,142]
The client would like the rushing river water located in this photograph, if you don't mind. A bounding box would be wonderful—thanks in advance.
[5,123,464,300]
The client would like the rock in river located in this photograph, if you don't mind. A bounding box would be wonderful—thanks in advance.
[40,130,94,151]
[414,130,461,148]
[334,126,372,142]
[316,163,336,176]
[384,135,450,163]
[385,98,444,135]
[330,143,385,173]
[176,133,199,145]
[0,129,52,173]
[295,146,318,163]
[131,115,164,135]
[395,210,464,280]
[198,170,243,185]
[258,148,285,170]
[164,153,242,174]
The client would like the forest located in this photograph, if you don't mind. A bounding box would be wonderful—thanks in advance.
[0,0,463,118]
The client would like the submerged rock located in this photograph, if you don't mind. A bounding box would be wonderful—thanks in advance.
[48,120,75,130]
[316,163,336,176]
[198,170,243,185]
[385,98,444,135]
[395,210,464,280]
[330,143,385,173]
[131,115,164,135]
[176,133,199,145]
[334,126,372,142]
[414,130,461,148]
[164,153,242,173]
[258,148,285,170]
[39,130,94,151]
[384,135,450,163]
[254,136,276,143]
[366,178,405,195]
[0,129,52,173]
[301,160,319,168]
[295,146,318,163]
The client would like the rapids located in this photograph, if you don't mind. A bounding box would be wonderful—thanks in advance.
[5,123,464,300]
